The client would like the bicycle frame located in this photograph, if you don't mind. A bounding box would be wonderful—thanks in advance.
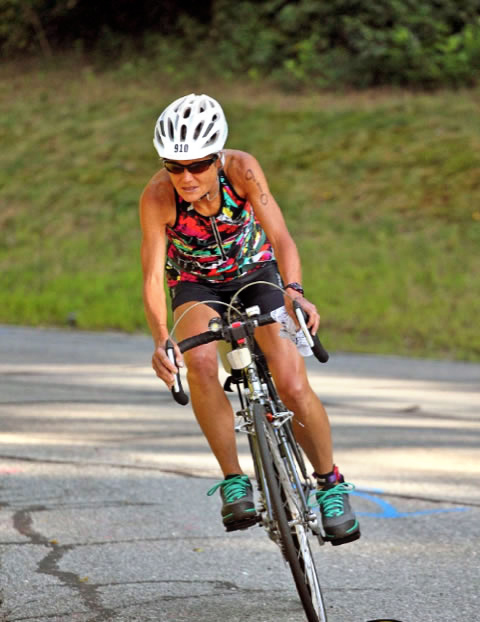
[225,338,324,547]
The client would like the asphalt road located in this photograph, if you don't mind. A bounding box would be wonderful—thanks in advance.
[0,325,479,622]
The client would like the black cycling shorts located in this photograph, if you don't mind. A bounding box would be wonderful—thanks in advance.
[169,262,284,315]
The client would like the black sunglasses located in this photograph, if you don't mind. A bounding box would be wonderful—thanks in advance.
[163,155,218,175]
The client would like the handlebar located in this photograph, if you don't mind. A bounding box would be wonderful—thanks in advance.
[293,300,329,363]
[167,313,275,405]
[167,306,329,405]
[165,339,189,405]
[178,312,275,354]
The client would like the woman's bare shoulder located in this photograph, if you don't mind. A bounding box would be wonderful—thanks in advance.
[140,169,176,227]
[223,149,261,195]
[223,149,258,168]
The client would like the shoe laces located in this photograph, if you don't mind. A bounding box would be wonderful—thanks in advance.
[310,482,355,518]
[207,475,251,503]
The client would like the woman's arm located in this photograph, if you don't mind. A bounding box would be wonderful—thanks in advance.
[227,150,320,333]
[139,175,182,386]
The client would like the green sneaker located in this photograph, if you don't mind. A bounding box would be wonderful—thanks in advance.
[315,482,361,546]
[207,475,258,532]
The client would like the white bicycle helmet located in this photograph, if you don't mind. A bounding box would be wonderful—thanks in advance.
[153,93,228,160]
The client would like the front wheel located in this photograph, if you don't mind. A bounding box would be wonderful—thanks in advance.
[253,403,328,622]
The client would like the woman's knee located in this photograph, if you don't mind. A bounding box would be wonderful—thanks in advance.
[276,374,310,409]
[185,346,218,385]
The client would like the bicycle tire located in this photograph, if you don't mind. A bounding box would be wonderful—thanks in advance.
[253,402,328,622]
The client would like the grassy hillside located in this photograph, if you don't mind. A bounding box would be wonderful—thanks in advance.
[1,57,479,360]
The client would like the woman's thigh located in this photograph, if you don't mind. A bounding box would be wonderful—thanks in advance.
[254,322,309,393]
[173,301,221,376]
[173,300,220,340]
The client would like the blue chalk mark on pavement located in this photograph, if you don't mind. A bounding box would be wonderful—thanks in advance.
[351,489,470,518]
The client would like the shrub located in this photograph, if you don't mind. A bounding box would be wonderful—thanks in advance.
[205,0,480,88]
[2,0,480,88]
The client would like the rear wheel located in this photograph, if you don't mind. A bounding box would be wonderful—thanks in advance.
[253,403,328,622]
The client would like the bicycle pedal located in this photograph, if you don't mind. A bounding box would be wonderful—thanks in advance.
[329,529,361,546]
[224,515,260,532]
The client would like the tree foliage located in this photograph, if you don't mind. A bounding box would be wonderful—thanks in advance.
[0,0,210,54]
[206,0,480,88]
[2,0,480,88]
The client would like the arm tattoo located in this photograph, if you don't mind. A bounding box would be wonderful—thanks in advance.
[246,168,269,206]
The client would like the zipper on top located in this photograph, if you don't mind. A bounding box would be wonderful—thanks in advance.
[210,216,227,261]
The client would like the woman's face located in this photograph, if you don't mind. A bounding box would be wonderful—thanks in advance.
[164,155,220,202]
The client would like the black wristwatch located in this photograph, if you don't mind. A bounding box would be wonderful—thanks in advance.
[285,282,304,296]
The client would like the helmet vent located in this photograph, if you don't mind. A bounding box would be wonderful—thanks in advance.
[180,124,187,141]
[203,122,214,137]
[205,131,218,146]
[183,106,192,119]
[193,122,204,140]
[168,119,174,140]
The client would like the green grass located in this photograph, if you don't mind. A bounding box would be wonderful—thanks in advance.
[1,57,479,360]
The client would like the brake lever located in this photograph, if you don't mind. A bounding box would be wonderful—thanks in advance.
[292,300,329,363]
[293,301,315,348]
[165,339,189,405]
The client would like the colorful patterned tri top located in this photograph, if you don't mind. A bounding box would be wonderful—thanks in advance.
[166,169,275,286]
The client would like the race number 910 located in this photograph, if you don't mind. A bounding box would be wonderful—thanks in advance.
[174,144,188,153]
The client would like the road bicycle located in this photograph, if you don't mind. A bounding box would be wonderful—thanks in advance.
[165,281,331,622]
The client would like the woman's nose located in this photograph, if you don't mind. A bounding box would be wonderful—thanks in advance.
[180,168,194,181]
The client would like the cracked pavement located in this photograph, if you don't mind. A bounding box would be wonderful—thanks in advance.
[0,325,479,621]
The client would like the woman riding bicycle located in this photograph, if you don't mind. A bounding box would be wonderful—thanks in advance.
[139,93,360,545]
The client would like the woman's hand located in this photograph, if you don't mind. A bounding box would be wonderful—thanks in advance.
[284,292,320,336]
[152,339,184,389]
